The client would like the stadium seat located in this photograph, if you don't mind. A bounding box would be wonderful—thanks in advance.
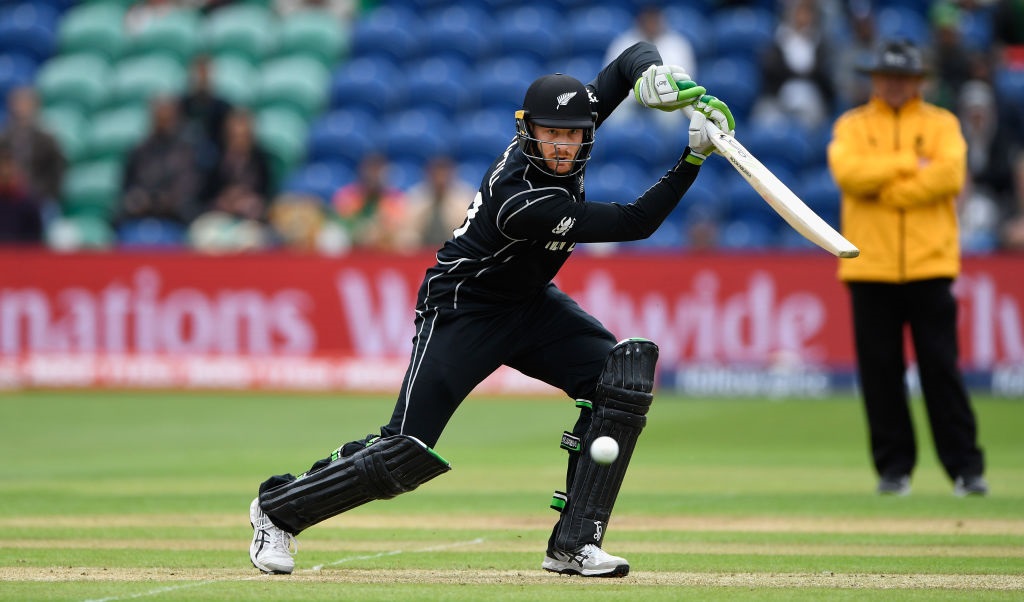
[420,5,494,65]
[994,68,1024,109]
[82,104,150,162]
[281,161,355,203]
[663,5,713,61]
[203,3,278,64]
[56,2,126,61]
[255,55,330,122]
[386,158,424,192]
[405,56,474,114]
[473,56,541,113]
[123,8,202,64]
[255,107,308,186]
[0,53,37,102]
[797,167,841,229]
[590,121,672,169]
[306,108,379,168]
[117,217,186,248]
[721,174,780,232]
[584,163,649,204]
[549,54,603,85]
[0,3,58,64]
[39,104,87,162]
[46,214,117,250]
[718,218,777,251]
[35,52,112,114]
[276,9,348,68]
[348,6,421,62]
[454,109,512,164]
[565,5,632,57]
[710,7,775,60]
[696,57,761,124]
[110,53,188,109]
[494,6,566,63]
[739,123,813,174]
[875,6,931,45]
[329,56,406,114]
[210,54,258,107]
[382,108,451,165]
[61,159,124,220]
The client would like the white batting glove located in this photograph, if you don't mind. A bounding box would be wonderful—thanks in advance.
[634,64,705,112]
[688,95,735,162]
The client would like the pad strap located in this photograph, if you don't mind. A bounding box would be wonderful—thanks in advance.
[259,435,450,534]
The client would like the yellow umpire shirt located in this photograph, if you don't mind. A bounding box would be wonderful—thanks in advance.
[828,95,967,283]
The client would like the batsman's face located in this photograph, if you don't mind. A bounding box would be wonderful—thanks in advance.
[534,127,583,175]
[871,74,924,109]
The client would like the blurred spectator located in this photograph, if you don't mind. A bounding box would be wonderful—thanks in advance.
[274,0,356,21]
[831,4,876,110]
[929,1,974,110]
[199,109,273,220]
[394,155,474,253]
[0,86,65,226]
[119,96,200,227]
[180,54,234,174]
[268,192,343,254]
[999,155,1024,251]
[330,153,407,252]
[993,0,1024,68]
[603,3,697,127]
[753,0,836,130]
[0,143,43,244]
[124,0,181,35]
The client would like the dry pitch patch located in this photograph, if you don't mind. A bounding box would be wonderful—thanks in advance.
[1,567,1022,591]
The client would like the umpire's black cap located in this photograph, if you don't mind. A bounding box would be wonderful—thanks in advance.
[520,73,595,129]
[858,39,930,76]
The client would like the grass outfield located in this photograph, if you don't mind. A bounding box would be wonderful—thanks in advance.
[1,390,1022,601]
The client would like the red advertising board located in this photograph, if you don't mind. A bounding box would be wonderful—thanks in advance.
[1,249,1022,395]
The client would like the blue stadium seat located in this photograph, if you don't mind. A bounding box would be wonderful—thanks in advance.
[591,120,672,168]
[697,57,761,124]
[457,159,491,188]
[994,68,1024,109]
[959,9,994,53]
[382,108,451,165]
[329,57,406,114]
[721,174,780,231]
[306,109,380,168]
[0,53,36,101]
[349,6,421,61]
[387,158,424,191]
[548,54,603,85]
[454,108,513,164]
[710,7,775,60]
[405,56,474,114]
[0,3,58,63]
[474,56,542,113]
[420,5,495,64]
[117,218,186,248]
[494,6,567,63]
[797,166,841,229]
[739,123,813,174]
[565,5,632,57]
[718,218,776,251]
[662,5,713,61]
[875,7,931,45]
[282,161,355,203]
[585,162,650,204]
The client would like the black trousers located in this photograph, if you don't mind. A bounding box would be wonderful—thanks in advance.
[848,279,984,481]
[377,283,617,448]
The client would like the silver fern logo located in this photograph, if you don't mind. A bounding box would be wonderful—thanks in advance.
[556,91,577,109]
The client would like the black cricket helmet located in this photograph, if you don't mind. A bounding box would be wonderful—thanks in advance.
[515,73,597,177]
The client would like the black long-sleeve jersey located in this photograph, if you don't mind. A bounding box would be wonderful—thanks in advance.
[418,42,702,310]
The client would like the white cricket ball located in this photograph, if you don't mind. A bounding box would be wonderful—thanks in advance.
[590,436,619,465]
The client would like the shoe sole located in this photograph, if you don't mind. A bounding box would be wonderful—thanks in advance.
[542,560,629,578]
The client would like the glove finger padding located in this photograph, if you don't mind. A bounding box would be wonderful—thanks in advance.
[634,64,705,112]
[688,95,736,160]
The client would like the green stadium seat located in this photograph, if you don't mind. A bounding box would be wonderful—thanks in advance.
[255,55,329,122]
[39,104,88,163]
[203,4,278,64]
[210,55,258,107]
[57,2,127,62]
[83,104,150,162]
[255,107,308,187]
[276,10,349,68]
[36,53,112,114]
[46,214,117,251]
[124,8,203,64]
[110,53,187,109]
[61,159,124,221]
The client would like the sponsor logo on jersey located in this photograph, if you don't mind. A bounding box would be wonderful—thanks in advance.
[551,216,575,235]
[556,91,577,109]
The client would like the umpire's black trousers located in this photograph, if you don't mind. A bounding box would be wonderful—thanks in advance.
[847,278,984,481]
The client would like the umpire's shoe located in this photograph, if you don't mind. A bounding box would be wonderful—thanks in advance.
[249,497,297,574]
[542,544,629,577]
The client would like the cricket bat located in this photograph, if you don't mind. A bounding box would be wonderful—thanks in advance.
[684,108,860,258]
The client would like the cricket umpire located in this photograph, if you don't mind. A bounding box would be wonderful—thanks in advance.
[828,40,987,497]
[249,41,735,577]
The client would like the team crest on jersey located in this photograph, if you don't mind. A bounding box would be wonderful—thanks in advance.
[551,216,575,235]
[556,91,577,109]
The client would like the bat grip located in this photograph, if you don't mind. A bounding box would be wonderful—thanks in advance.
[680,105,725,151]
